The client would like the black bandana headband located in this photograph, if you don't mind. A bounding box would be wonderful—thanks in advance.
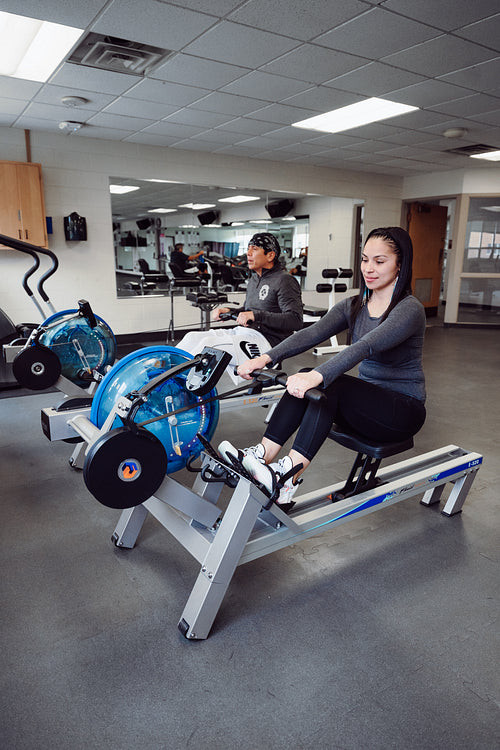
[248,232,281,258]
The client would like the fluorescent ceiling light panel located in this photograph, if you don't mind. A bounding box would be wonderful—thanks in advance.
[218,195,260,204]
[482,206,500,212]
[109,185,140,194]
[147,208,176,213]
[470,150,500,161]
[178,203,215,210]
[292,98,418,134]
[0,11,84,82]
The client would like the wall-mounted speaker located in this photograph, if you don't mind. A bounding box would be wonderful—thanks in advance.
[198,210,220,225]
[265,199,294,219]
[136,218,153,230]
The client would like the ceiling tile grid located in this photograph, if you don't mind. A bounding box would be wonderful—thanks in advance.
[0,0,500,175]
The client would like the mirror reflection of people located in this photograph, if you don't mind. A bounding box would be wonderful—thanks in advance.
[220,227,427,511]
[177,233,303,380]
[171,242,204,274]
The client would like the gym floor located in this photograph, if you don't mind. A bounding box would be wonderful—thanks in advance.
[1,325,499,750]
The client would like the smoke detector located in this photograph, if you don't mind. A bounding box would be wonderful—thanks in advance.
[61,96,89,107]
[443,128,468,139]
[59,121,84,132]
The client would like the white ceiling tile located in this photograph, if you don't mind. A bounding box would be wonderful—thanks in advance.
[0,76,42,100]
[221,71,312,101]
[24,101,97,121]
[189,92,270,116]
[324,62,425,96]
[455,13,500,51]
[262,44,366,83]
[186,130,245,145]
[49,64,139,96]
[10,115,63,132]
[245,103,316,125]
[380,0,500,31]
[124,79,210,106]
[282,87,363,111]
[92,0,217,50]
[171,0,243,13]
[141,121,206,137]
[385,109,453,129]
[316,8,441,57]
[164,109,236,128]
[151,54,248,88]
[122,132,182,147]
[465,109,500,126]
[439,58,500,92]
[0,98,26,116]
[86,112,155,130]
[228,0,368,41]
[104,98,179,119]
[382,36,496,78]
[33,84,116,110]
[78,126,135,140]
[183,21,299,67]
[168,139,228,153]
[385,79,475,108]
[0,0,103,27]
[214,118,282,136]
[430,94,500,118]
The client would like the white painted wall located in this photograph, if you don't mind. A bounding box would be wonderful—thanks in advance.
[1,127,408,335]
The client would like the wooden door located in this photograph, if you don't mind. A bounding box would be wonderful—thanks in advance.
[406,202,448,316]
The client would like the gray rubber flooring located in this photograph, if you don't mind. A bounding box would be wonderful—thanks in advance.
[1,325,499,750]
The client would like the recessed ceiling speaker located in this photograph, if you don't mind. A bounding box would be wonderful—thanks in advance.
[198,210,220,225]
[136,218,153,230]
[265,199,294,218]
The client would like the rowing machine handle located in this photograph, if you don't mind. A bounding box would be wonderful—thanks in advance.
[219,310,254,326]
[251,369,325,402]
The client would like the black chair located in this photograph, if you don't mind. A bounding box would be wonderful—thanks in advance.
[329,424,414,500]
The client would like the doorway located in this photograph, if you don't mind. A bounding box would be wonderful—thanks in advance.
[406,202,448,317]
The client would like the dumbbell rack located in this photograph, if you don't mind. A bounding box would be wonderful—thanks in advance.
[312,267,353,356]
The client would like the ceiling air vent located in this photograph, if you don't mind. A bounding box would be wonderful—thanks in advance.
[445,144,497,156]
[68,33,173,76]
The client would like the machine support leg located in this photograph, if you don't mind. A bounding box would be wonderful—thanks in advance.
[441,470,479,516]
[112,504,149,548]
[179,479,264,640]
[420,483,446,506]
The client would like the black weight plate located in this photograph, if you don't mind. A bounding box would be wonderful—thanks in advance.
[12,345,62,390]
[83,427,168,509]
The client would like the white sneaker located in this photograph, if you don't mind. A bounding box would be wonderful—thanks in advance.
[242,453,302,507]
[269,456,302,505]
[218,440,265,466]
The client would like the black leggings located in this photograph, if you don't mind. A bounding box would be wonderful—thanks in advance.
[264,374,426,461]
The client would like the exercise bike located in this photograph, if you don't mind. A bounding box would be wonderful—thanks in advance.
[42,345,483,639]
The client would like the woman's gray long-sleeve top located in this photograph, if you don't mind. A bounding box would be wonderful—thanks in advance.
[266,295,426,402]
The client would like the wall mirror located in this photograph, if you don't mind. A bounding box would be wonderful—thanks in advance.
[110,177,310,298]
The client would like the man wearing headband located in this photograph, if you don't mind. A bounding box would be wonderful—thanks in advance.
[176,232,303,380]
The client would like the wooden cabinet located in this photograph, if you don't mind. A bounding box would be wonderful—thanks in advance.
[0,160,48,248]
